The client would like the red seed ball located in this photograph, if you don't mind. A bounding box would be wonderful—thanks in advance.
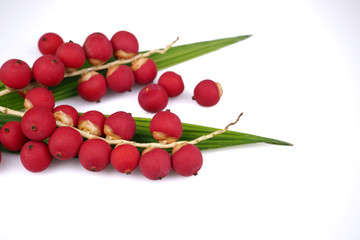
[20,141,52,172]
[131,57,157,85]
[193,79,223,107]
[158,71,184,97]
[0,121,29,152]
[38,32,64,55]
[21,107,56,141]
[104,111,136,140]
[24,87,55,111]
[172,144,203,177]
[56,41,86,72]
[138,84,168,113]
[52,104,79,127]
[106,65,135,93]
[110,144,140,174]
[139,148,171,180]
[77,71,107,102]
[78,110,106,137]
[32,55,65,87]
[83,32,113,66]
[149,110,183,143]
[0,59,32,89]
[48,126,83,160]
[78,139,111,172]
[111,30,139,59]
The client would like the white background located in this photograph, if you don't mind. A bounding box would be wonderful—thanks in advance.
[0,0,359,239]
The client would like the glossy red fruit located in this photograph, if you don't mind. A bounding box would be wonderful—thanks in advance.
[52,104,79,127]
[21,107,56,141]
[56,41,86,72]
[78,139,111,172]
[172,144,203,177]
[77,71,107,102]
[149,110,183,143]
[104,111,136,140]
[0,121,29,152]
[0,59,32,89]
[48,126,83,160]
[139,148,171,180]
[106,65,135,93]
[110,144,140,174]
[158,71,184,97]
[32,55,65,87]
[193,79,223,107]
[24,87,55,111]
[38,32,64,55]
[138,84,168,113]
[78,110,106,137]
[111,30,139,59]
[83,32,113,66]
[131,57,157,85]
[20,141,52,172]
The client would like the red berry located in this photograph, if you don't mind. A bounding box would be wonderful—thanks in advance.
[78,139,111,172]
[131,57,157,85]
[111,30,139,59]
[149,110,183,143]
[77,71,107,102]
[48,126,83,160]
[24,87,55,111]
[172,144,203,177]
[32,55,65,87]
[158,71,184,97]
[38,32,64,55]
[193,79,223,107]
[110,144,140,174]
[83,32,113,66]
[0,59,32,89]
[56,41,86,72]
[52,104,79,127]
[138,84,168,113]
[21,107,56,141]
[0,121,29,152]
[20,141,52,172]
[104,111,136,140]
[106,65,135,93]
[139,148,171,180]
[78,110,106,137]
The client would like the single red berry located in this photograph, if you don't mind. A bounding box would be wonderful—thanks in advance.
[131,57,157,85]
[21,107,56,141]
[48,126,83,160]
[24,87,55,111]
[111,30,139,59]
[139,148,171,180]
[138,84,168,113]
[78,139,111,172]
[172,144,203,177]
[193,79,223,107]
[77,71,107,102]
[20,141,52,172]
[158,71,184,97]
[0,59,32,89]
[56,41,86,72]
[0,121,29,152]
[38,32,64,55]
[149,110,183,143]
[32,55,65,87]
[83,32,113,66]
[106,65,135,93]
[52,104,79,127]
[110,144,140,174]
[78,110,106,137]
[104,111,136,140]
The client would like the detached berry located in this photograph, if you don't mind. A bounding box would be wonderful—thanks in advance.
[111,30,139,59]
[193,79,223,107]
[52,104,79,127]
[149,110,183,144]
[0,121,29,152]
[78,110,106,136]
[0,59,32,89]
[21,107,56,141]
[38,32,64,55]
[24,87,55,111]
[110,144,140,174]
[172,144,203,177]
[139,148,171,180]
[78,139,111,172]
[32,55,65,87]
[83,32,113,66]
[138,84,168,113]
[77,71,107,102]
[48,126,83,160]
[104,111,136,140]
[131,57,157,85]
[158,71,184,97]
[20,141,52,172]
[56,41,86,72]
[106,65,135,93]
